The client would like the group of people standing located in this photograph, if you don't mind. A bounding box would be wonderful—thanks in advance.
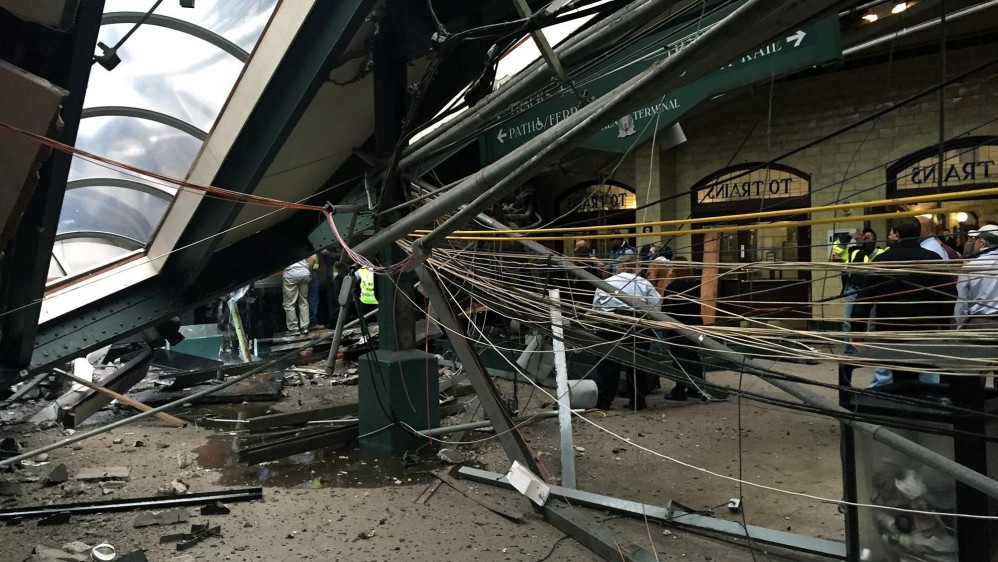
[575,236,709,411]
[280,247,378,336]
[836,216,998,387]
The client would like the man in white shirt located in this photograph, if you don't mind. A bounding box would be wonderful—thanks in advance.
[956,224,998,330]
[592,254,661,410]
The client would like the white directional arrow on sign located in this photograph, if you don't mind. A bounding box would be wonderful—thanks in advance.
[496,129,508,144]
[786,30,806,48]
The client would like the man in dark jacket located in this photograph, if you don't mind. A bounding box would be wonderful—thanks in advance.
[853,217,957,384]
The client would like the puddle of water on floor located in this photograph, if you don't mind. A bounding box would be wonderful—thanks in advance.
[194,434,433,489]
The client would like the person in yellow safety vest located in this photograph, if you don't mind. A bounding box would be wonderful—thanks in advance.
[832,228,885,354]
[356,267,378,305]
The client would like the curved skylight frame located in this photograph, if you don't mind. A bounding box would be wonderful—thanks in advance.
[40,1,319,324]
[47,0,278,287]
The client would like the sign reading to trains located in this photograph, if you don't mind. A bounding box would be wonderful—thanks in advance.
[695,166,810,205]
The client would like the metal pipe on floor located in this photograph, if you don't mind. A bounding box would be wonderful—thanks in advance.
[0,488,264,521]
[416,409,579,437]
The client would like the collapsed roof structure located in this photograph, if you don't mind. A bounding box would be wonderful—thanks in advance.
[2,0,998,560]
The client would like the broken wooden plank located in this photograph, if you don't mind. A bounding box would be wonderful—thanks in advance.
[60,371,184,428]
[58,349,153,429]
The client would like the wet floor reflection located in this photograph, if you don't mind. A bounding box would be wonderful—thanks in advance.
[194,436,433,489]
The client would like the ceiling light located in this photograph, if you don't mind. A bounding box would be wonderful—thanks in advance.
[862,13,878,22]
[891,2,908,14]
[957,212,969,223]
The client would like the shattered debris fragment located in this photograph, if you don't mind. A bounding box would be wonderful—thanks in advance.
[200,502,230,515]
[134,508,190,528]
[158,479,189,496]
[75,467,130,481]
[46,464,68,485]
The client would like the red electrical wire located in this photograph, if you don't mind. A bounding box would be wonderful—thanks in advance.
[0,120,324,212]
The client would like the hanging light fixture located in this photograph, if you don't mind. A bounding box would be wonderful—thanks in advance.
[891,2,909,14]
[862,12,879,22]
[956,212,969,223]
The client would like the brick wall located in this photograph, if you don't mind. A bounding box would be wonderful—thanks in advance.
[616,45,998,320]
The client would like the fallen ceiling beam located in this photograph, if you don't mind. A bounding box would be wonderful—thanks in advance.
[544,500,660,562]
[459,466,847,559]
[238,425,359,465]
[404,158,998,504]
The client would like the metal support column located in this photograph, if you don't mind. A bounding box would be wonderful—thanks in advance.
[548,288,576,488]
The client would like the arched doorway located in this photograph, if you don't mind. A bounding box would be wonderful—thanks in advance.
[690,163,813,324]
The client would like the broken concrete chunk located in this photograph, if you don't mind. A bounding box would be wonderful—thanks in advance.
[76,466,130,481]
[133,508,190,528]
[117,550,149,562]
[46,464,68,485]
[132,512,159,528]
[60,542,92,555]
[436,448,465,464]
[157,479,189,496]
[0,480,22,496]
[200,502,230,516]
[28,544,88,562]
[112,438,123,445]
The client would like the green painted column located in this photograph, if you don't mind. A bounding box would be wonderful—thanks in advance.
[358,349,439,455]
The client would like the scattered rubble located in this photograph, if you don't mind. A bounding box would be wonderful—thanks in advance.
[436,448,465,464]
[75,467,130,481]
[158,479,189,496]
[0,480,23,496]
[24,543,90,562]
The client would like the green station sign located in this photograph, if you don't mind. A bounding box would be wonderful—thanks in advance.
[480,4,842,162]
